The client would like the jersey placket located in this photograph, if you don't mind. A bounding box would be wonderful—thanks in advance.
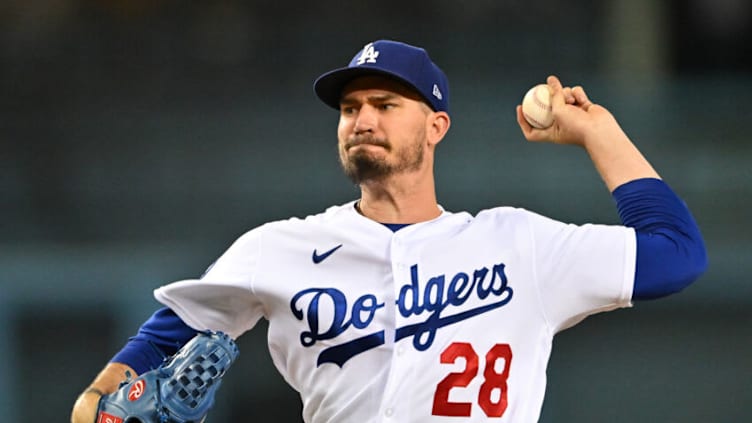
[377,229,417,421]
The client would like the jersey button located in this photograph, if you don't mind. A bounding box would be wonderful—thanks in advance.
[385,407,394,417]
[396,345,405,356]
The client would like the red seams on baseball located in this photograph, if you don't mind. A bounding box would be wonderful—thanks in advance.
[521,84,554,129]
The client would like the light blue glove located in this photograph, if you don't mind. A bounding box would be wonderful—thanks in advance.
[97,331,239,423]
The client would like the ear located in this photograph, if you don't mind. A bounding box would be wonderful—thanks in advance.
[426,111,451,147]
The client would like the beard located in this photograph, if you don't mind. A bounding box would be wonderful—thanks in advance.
[340,133,425,184]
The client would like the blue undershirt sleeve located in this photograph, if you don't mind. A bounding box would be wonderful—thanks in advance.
[110,307,199,375]
[612,178,708,300]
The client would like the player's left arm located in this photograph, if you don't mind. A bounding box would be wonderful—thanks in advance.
[516,75,707,299]
[516,75,659,191]
[613,178,707,299]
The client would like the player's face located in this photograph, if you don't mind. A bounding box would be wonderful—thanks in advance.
[337,76,433,184]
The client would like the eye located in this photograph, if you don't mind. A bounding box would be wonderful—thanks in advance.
[378,103,396,111]
[340,105,356,115]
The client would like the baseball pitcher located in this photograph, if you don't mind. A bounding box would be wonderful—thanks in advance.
[71,40,706,422]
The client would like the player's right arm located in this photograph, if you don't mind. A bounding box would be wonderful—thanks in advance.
[70,307,197,423]
[70,362,135,423]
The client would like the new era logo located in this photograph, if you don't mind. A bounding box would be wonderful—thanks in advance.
[432,84,442,100]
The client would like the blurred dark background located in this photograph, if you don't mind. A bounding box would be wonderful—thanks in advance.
[1,0,750,421]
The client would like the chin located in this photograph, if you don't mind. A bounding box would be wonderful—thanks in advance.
[342,155,392,184]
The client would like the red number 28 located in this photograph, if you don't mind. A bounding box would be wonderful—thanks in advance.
[431,342,513,418]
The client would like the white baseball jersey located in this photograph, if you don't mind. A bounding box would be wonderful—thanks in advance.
[155,201,635,422]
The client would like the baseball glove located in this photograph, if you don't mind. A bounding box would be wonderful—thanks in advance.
[96,330,239,423]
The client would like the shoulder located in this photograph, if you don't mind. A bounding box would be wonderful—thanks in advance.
[210,201,358,260]
[420,206,545,241]
[263,201,358,229]
[470,206,542,226]
[461,206,591,240]
[474,206,633,236]
[232,201,359,239]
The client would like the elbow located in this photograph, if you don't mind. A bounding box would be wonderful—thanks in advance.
[664,249,708,297]
[632,231,708,300]
[680,229,709,286]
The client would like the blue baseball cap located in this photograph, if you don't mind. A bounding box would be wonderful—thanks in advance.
[314,40,450,113]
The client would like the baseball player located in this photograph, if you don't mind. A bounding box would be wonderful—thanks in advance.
[71,40,707,422]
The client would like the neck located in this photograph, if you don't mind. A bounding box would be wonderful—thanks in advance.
[356,169,441,224]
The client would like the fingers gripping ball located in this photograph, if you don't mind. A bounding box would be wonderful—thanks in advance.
[97,331,239,423]
[521,84,554,129]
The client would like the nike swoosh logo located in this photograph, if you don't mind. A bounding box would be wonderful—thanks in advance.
[312,244,343,264]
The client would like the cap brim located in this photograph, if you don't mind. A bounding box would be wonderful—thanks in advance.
[314,66,420,111]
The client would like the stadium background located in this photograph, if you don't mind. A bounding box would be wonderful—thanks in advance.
[1,0,750,421]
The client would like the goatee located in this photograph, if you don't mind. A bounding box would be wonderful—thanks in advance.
[340,134,424,184]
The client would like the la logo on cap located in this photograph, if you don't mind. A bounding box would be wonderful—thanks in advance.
[356,43,379,65]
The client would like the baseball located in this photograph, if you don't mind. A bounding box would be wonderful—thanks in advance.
[521,84,554,129]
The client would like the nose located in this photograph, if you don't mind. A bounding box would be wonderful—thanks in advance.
[353,105,377,134]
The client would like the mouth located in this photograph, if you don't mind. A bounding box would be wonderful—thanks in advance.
[345,136,389,151]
